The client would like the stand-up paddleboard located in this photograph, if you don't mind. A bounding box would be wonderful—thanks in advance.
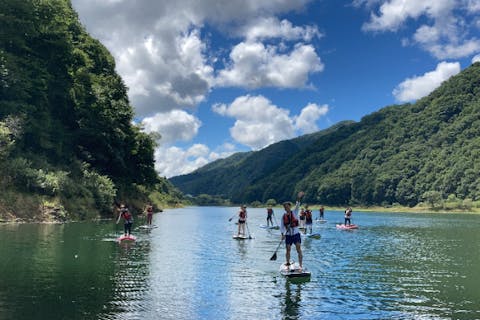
[336,224,358,230]
[139,224,157,229]
[279,261,311,278]
[117,234,136,242]
[302,233,321,239]
[232,234,252,240]
[259,224,280,230]
[316,219,327,224]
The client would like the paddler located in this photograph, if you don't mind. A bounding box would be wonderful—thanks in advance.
[237,205,247,236]
[266,206,274,227]
[116,204,134,236]
[304,205,313,234]
[280,191,304,271]
[144,203,154,225]
[344,206,352,225]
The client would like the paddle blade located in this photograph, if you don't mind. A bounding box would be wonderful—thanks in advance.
[270,252,277,261]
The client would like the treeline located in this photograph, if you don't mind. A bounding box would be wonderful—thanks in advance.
[0,0,182,221]
[171,63,480,209]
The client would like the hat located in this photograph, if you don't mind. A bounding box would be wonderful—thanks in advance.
[241,205,247,208]
[282,201,292,206]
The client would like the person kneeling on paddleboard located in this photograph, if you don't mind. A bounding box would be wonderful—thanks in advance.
[280,192,304,271]
[117,204,134,236]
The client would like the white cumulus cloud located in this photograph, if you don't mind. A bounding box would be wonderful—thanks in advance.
[216,42,323,88]
[154,143,236,178]
[360,0,480,60]
[71,0,319,118]
[393,61,461,102]
[141,110,202,144]
[212,95,328,149]
[295,103,329,134]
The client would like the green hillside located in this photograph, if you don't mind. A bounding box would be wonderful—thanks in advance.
[170,63,480,208]
[0,0,182,221]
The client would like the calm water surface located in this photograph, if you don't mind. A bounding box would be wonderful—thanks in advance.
[0,208,479,319]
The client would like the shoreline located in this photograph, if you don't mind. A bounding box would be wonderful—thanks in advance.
[312,205,480,215]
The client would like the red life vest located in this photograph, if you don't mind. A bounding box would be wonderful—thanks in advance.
[122,211,132,221]
[267,208,273,215]
[283,212,298,228]
[305,210,312,219]
[239,210,246,220]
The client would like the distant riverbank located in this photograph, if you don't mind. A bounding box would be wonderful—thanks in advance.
[314,205,480,215]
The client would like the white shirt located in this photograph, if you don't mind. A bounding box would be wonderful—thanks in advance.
[280,201,300,236]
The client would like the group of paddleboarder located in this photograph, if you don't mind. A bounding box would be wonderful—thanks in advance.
[116,203,157,238]
[233,192,356,273]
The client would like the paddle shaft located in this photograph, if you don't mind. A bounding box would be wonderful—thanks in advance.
[245,221,252,239]
[270,239,283,260]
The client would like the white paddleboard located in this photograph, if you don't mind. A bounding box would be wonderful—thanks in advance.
[232,234,252,240]
[279,261,311,278]
[139,225,157,229]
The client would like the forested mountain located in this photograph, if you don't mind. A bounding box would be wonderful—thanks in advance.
[170,63,480,207]
[0,0,182,221]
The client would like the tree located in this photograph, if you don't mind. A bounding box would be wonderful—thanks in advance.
[422,191,443,208]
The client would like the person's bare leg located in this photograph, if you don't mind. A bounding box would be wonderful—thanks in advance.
[286,244,291,265]
[295,242,303,269]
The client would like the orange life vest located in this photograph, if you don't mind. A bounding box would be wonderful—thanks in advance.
[283,212,298,228]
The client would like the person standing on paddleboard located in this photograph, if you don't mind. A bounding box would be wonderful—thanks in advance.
[304,205,313,234]
[319,206,324,220]
[117,204,134,236]
[344,207,352,226]
[144,204,154,225]
[237,205,247,236]
[280,192,304,271]
[266,206,274,227]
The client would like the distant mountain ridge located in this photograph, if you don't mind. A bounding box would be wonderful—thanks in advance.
[170,63,480,207]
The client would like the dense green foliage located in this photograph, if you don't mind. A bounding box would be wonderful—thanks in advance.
[0,0,182,220]
[171,63,480,208]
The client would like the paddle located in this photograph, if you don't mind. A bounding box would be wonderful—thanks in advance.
[273,212,279,228]
[245,221,253,239]
[270,239,283,261]
[228,213,236,222]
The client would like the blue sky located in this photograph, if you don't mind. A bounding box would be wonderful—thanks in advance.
[70,0,480,177]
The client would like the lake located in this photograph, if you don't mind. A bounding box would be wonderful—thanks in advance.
[0,207,479,319]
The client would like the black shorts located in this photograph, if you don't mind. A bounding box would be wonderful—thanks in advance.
[285,233,301,246]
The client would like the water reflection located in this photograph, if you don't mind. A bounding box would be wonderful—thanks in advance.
[282,281,302,319]
[1,210,480,319]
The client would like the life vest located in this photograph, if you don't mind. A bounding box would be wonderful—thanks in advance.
[239,210,246,220]
[283,212,298,228]
[122,210,132,222]
[345,209,352,218]
[267,208,273,215]
[146,206,153,214]
[305,210,312,220]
